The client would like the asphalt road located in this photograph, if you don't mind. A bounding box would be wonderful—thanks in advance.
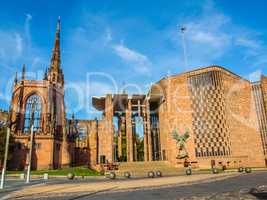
[0,178,54,199]
[72,172,267,200]
[2,172,267,200]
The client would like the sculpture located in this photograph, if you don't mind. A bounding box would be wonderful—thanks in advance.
[172,128,190,159]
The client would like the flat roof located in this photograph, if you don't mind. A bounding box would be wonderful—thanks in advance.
[92,94,146,111]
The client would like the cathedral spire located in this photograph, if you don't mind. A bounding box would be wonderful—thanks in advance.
[48,17,64,85]
[50,17,61,71]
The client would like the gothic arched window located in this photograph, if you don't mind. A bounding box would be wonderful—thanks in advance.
[24,94,42,134]
[78,126,87,140]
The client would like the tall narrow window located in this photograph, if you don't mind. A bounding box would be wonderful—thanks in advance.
[24,94,42,134]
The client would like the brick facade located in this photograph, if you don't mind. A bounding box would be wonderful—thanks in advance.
[154,66,266,168]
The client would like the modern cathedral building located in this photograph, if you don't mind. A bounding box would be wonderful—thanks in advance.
[4,20,267,170]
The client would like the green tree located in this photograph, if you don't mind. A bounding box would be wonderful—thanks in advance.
[0,125,15,166]
[135,133,144,161]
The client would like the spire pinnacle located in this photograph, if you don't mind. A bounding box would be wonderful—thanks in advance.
[71,112,75,120]
[14,72,18,85]
[57,16,60,32]
[22,64,26,80]
[43,68,48,80]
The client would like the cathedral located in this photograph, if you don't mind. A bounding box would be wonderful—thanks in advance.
[5,19,267,171]
[7,19,72,170]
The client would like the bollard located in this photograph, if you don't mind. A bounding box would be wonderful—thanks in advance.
[67,173,75,180]
[109,172,116,179]
[20,173,25,180]
[43,173,49,180]
[124,172,131,179]
[148,171,155,178]
[238,167,244,173]
[186,168,192,175]
[245,167,252,173]
[212,168,219,174]
[156,171,162,177]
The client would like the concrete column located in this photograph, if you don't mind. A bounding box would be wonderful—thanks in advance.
[118,116,123,160]
[126,100,134,162]
[134,142,138,161]
[89,121,98,167]
[132,117,136,161]
[146,100,153,161]
[104,94,114,163]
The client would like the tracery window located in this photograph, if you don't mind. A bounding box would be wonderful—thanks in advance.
[24,94,42,134]
[78,126,87,140]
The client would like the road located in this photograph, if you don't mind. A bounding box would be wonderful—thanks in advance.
[2,172,267,200]
[0,179,45,199]
[88,172,265,200]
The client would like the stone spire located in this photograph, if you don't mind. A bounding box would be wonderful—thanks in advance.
[71,112,75,120]
[14,72,18,85]
[21,64,26,80]
[48,17,64,85]
[43,68,48,80]
[51,17,60,70]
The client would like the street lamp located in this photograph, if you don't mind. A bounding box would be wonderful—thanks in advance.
[179,25,188,67]
[0,124,11,189]
[26,107,35,184]
[0,112,16,189]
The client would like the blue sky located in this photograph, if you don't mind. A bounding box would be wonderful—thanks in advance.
[0,0,267,120]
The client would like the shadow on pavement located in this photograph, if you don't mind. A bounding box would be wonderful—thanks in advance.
[250,188,267,200]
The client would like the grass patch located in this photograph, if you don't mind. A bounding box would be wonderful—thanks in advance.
[7,166,100,176]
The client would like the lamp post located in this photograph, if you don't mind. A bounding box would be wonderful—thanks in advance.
[0,126,11,189]
[26,108,35,184]
[179,26,188,67]
[0,109,17,190]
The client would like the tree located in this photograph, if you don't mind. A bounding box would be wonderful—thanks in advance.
[0,125,15,167]
[135,133,144,161]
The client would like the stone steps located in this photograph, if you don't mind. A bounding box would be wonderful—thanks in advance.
[112,161,185,177]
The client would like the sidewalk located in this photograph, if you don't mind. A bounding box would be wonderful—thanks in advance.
[5,172,241,199]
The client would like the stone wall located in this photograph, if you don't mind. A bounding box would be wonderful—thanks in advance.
[157,66,266,169]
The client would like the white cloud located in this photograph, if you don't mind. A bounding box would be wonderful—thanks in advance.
[249,70,262,82]
[64,80,116,116]
[15,33,23,55]
[112,42,150,73]
[0,31,24,65]
[0,13,47,78]
[190,31,230,48]
[113,43,147,63]
[236,38,261,49]
[89,81,115,96]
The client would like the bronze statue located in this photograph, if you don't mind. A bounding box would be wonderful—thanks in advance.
[172,128,190,159]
